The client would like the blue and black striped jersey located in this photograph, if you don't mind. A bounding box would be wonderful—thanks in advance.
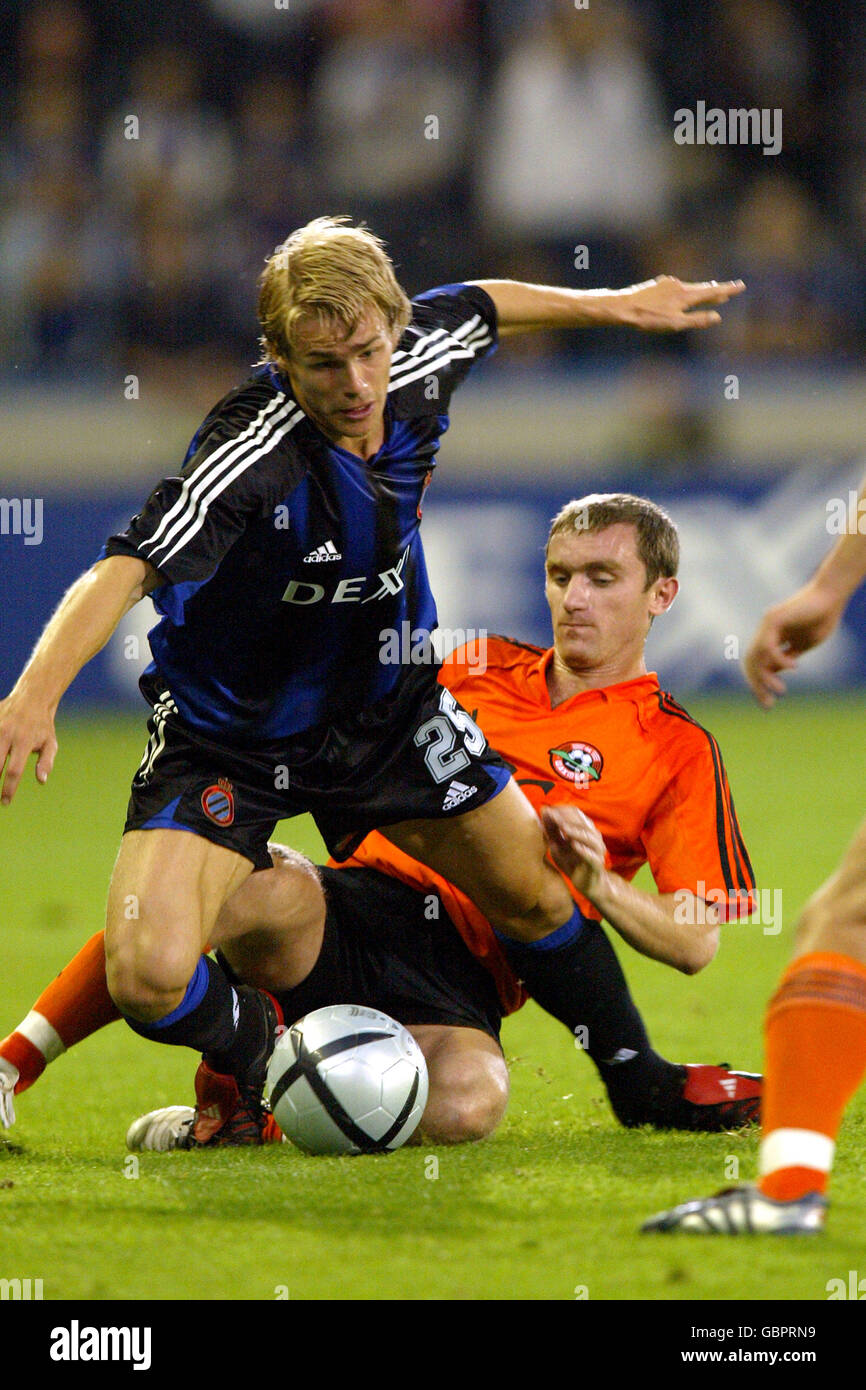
[101,284,497,741]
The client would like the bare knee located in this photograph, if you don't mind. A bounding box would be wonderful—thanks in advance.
[105,889,201,1020]
[106,932,199,1021]
[106,891,200,1020]
[795,881,866,959]
[481,870,542,924]
[105,829,251,1022]
[421,1088,506,1144]
[416,1036,510,1144]
[215,871,285,948]
[214,851,325,992]
[793,819,866,958]
[486,863,573,943]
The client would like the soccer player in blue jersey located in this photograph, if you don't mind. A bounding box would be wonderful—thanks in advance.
[0,217,745,1142]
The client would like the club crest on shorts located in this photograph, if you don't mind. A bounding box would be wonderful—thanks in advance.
[201,777,235,826]
[548,742,603,787]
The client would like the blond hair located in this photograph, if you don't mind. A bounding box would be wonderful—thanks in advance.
[257,216,412,369]
[546,493,679,586]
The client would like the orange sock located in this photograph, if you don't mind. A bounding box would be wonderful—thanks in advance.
[758,951,866,1201]
[0,931,120,1093]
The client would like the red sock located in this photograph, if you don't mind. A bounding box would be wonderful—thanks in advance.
[262,1113,283,1144]
[758,951,866,1201]
[0,932,120,1092]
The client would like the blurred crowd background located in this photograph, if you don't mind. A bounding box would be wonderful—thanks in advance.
[5,0,866,698]
[1,0,863,389]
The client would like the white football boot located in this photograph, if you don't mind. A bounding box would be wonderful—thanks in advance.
[126,1106,195,1152]
[0,1058,19,1129]
[641,1184,827,1234]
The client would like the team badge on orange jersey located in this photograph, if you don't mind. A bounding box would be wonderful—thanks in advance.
[549,742,603,787]
[201,778,235,826]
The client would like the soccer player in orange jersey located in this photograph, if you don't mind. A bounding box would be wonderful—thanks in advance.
[1,495,761,1146]
[347,495,759,1130]
[644,474,866,1234]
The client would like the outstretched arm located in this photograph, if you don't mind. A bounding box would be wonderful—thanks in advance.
[744,475,866,708]
[0,555,159,804]
[541,805,719,975]
[470,276,745,336]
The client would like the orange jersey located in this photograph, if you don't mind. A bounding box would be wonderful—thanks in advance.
[340,636,755,1015]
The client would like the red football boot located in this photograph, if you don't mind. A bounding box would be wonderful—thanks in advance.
[672,1063,762,1131]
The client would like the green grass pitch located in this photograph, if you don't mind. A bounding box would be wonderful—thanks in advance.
[2,695,865,1302]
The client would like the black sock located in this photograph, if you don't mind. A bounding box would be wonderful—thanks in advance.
[122,956,267,1080]
[498,918,684,1124]
[205,986,272,1080]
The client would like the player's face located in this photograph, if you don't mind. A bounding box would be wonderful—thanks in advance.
[545,524,677,679]
[287,311,395,457]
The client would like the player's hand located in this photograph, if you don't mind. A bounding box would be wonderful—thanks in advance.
[0,1058,18,1129]
[0,693,58,805]
[743,581,847,708]
[541,804,607,897]
[613,276,745,332]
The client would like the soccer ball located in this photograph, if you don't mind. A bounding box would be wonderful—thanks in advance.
[266,1004,429,1155]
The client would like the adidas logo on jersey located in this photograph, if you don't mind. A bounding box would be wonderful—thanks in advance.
[442,779,478,811]
[303,540,341,563]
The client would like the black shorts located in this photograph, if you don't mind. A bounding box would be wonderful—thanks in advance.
[124,664,511,868]
[219,866,503,1042]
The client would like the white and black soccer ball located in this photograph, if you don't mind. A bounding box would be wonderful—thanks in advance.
[266,1005,429,1155]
